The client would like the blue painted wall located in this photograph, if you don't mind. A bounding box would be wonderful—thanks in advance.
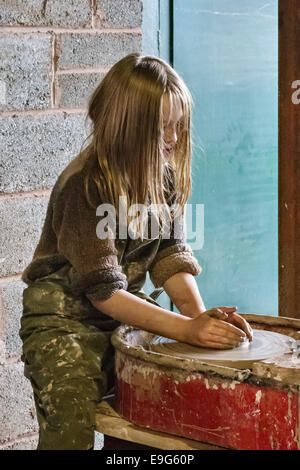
[174,0,278,315]
[142,0,159,56]
[142,0,170,61]
[142,0,172,309]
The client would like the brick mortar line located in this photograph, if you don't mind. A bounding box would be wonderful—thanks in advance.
[50,33,56,107]
[56,66,110,75]
[0,188,51,200]
[0,432,39,449]
[0,296,5,342]
[3,355,22,364]
[91,0,96,29]
[0,107,87,117]
[0,273,23,285]
[0,26,142,34]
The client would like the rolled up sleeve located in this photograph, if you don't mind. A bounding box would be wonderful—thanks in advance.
[52,174,128,301]
[149,208,202,288]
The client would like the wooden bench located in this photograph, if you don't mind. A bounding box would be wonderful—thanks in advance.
[95,398,226,450]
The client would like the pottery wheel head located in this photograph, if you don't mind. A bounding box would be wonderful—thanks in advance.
[149,330,292,369]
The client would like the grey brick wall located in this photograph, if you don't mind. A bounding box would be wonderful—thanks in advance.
[0,34,52,111]
[57,32,141,69]
[0,196,50,276]
[56,73,105,108]
[95,0,143,28]
[0,0,92,27]
[0,113,87,192]
[0,279,28,358]
[0,0,144,450]
[0,363,39,443]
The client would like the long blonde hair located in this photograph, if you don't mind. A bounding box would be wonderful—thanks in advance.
[83,52,193,238]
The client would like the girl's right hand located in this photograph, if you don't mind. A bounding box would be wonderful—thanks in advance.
[183,307,247,350]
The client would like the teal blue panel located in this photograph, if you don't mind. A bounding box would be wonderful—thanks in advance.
[142,0,160,56]
[142,0,171,62]
[174,0,278,315]
[142,0,172,310]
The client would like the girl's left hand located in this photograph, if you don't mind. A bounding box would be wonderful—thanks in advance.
[223,310,253,342]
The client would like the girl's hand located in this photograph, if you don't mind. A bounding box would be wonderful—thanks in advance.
[222,309,253,342]
[183,306,251,350]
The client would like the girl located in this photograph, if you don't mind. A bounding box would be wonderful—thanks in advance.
[19,53,252,450]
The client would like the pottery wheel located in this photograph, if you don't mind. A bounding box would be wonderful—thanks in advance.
[149,330,292,369]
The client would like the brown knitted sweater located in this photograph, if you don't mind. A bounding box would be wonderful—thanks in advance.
[22,149,202,303]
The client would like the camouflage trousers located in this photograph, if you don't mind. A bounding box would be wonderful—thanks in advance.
[19,268,164,450]
[19,270,122,451]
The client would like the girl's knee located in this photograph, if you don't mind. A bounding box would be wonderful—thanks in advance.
[34,378,102,450]
[37,421,96,450]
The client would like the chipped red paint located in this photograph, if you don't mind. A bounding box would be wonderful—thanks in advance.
[114,352,299,450]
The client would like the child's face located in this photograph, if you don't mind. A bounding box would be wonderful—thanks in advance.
[162,94,183,161]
